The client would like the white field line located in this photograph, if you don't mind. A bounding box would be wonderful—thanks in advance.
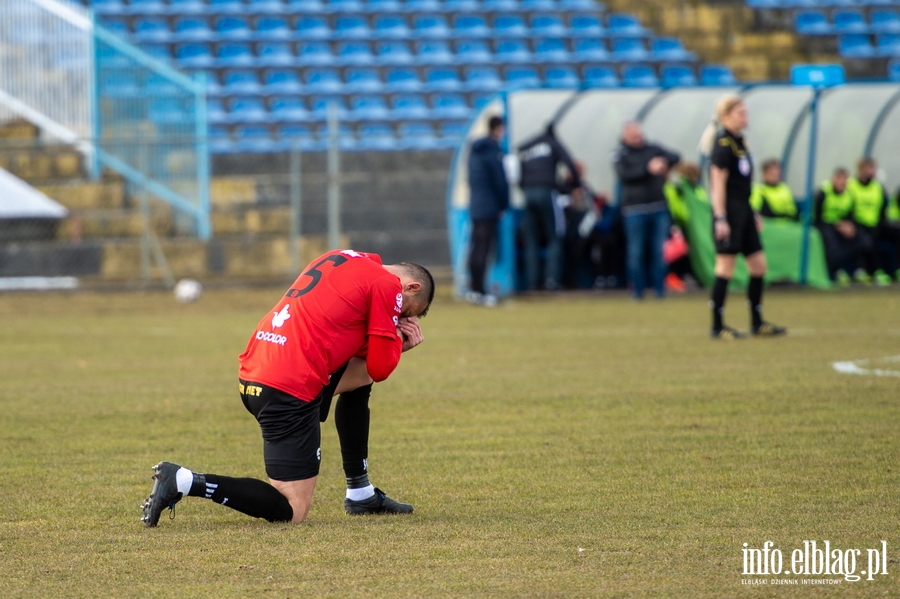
[832,355,900,378]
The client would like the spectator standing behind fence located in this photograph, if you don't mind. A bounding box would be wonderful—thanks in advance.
[517,124,581,291]
[613,121,680,299]
[813,167,859,286]
[849,157,900,285]
[466,115,509,307]
[750,159,798,221]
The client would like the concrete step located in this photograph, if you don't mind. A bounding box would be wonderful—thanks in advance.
[0,119,40,140]
[0,147,85,182]
[56,208,173,240]
[37,181,126,210]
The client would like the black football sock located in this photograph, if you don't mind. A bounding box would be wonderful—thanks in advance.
[711,276,730,331]
[190,473,293,522]
[748,276,763,329]
[335,384,372,493]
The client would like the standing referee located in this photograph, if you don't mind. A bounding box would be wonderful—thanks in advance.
[704,95,786,339]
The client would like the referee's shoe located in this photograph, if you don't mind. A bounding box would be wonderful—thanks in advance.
[711,325,746,340]
[141,461,183,527]
[345,488,414,515]
[752,322,787,336]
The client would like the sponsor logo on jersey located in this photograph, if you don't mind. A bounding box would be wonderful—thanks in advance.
[395,293,403,314]
[271,304,291,328]
[256,330,288,345]
[341,249,364,258]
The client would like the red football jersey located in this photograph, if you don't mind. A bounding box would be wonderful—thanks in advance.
[238,250,402,401]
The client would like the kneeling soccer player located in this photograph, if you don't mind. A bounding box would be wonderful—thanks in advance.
[141,250,434,526]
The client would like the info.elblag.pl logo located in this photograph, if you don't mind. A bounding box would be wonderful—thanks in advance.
[741,541,889,585]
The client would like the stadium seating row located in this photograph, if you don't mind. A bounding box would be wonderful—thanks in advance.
[795,8,900,34]
[99,13,650,42]
[837,32,900,56]
[90,0,603,16]
[748,0,899,8]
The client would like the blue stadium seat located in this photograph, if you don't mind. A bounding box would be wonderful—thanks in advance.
[651,38,696,61]
[369,0,402,11]
[208,0,245,13]
[545,66,579,88]
[299,42,334,64]
[207,99,228,123]
[570,14,605,37]
[607,13,649,37]
[168,0,207,14]
[350,95,391,120]
[573,38,610,61]
[176,43,214,67]
[523,0,556,9]
[256,17,291,38]
[141,45,173,62]
[345,68,383,91]
[374,16,410,38]
[216,43,254,66]
[222,70,262,93]
[660,64,697,87]
[270,96,310,121]
[414,15,451,38]
[335,16,371,38]
[407,0,442,11]
[531,14,567,36]
[699,64,736,86]
[890,59,900,81]
[227,97,269,123]
[264,69,303,92]
[560,0,600,8]
[877,33,900,55]
[306,69,343,93]
[149,99,189,124]
[133,18,171,43]
[377,41,414,64]
[446,0,482,10]
[277,124,320,151]
[612,37,648,61]
[838,33,875,57]
[496,39,532,62]
[795,11,831,35]
[505,66,541,88]
[234,125,277,153]
[473,92,497,109]
[834,10,868,33]
[386,67,423,90]
[93,0,127,16]
[456,40,494,64]
[535,38,570,62]
[440,122,467,146]
[315,124,356,150]
[128,0,165,15]
[247,0,286,13]
[209,126,232,153]
[328,0,364,12]
[483,0,518,10]
[455,15,491,37]
[622,64,659,87]
[296,16,331,39]
[426,67,463,90]
[417,41,454,64]
[287,0,324,12]
[102,72,140,97]
[309,96,349,119]
[258,42,294,65]
[871,10,900,33]
[465,66,503,90]
[493,15,528,37]
[391,94,430,119]
[98,19,130,36]
[174,17,214,41]
[338,42,375,65]
[399,123,441,150]
[583,65,619,87]
[357,124,397,151]
[431,93,470,118]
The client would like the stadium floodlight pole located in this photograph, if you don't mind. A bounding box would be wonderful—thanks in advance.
[289,145,303,275]
[327,101,341,251]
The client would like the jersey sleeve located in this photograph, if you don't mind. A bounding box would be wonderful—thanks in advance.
[366,334,402,382]
[710,137,731,169]
[368,273,402,339]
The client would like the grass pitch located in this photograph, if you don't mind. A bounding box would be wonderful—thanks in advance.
[1,286,898,598]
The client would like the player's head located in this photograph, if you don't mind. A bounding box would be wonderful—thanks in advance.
[716,94,747,133]
[832,167,849,192]
[620,121,644,148]
[761,159,782,185]
[392,262,435,318]
[857,157,876,181]
[487,115,505,140]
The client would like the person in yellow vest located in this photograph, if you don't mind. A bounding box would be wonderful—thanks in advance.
[662,162,705,292]
[750,159,799,221]
[848,157,899,285]
[813,167,859,285]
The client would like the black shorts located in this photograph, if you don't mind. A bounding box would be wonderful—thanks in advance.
[715,199,763,256]
[239,362,348,482]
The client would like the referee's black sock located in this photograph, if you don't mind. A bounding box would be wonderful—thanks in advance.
[711,276,730,331]
[748,276,764,329]
[335,384,373,499]
[188,473,293,522]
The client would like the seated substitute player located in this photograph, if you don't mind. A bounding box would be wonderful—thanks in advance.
[140,249,434,527]
[813,167,860,284]
[750,159,798,221]
[702,95,785,339]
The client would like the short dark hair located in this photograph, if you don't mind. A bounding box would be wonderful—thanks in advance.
[398,262,435,317]
[488,115,504,133]
[858,157,876,170]
[761,159,781,172]
[833,167,849,177]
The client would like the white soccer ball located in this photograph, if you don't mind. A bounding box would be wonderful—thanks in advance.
[173,279,203,303]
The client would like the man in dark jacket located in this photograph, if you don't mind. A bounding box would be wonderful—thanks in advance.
[518,124,581,290]
[613,121,680,299]
[466,115,509,306]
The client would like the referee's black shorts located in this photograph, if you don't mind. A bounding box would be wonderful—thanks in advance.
[714,199,763,257]
[239,362,348,482]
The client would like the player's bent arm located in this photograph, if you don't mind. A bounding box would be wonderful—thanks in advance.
[366,334,402,382]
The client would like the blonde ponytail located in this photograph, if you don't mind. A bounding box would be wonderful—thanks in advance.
[699,94,744,156]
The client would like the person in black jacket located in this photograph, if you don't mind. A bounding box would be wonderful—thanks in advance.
[613,121,680,299]
[466,115,509,306]
[518,123,581,291]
